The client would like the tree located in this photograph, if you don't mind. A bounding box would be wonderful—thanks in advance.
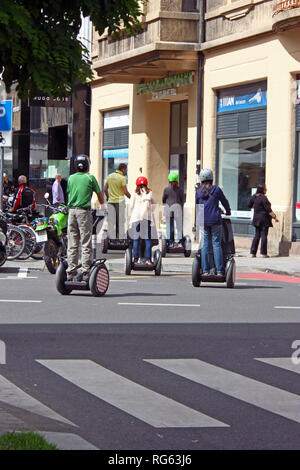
[0,0,144,100]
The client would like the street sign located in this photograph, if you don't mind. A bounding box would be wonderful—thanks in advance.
[0,100,12,147]
[0,100,12,131]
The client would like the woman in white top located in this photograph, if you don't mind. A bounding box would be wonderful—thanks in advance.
[129,176,156,265]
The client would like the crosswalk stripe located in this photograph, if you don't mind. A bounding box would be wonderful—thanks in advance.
[36,359,228,428]
[145,358,300,424]
[0,374,76,426]
[255,357,300,373]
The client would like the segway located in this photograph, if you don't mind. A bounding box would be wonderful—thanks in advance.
[100,208,130,253]
[192,217,236,288]
[125,238,162,276]
[56,209,110,296]
[159,213,191,259]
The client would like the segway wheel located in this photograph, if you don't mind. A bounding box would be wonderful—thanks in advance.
[101,233,108,253]
[159,236,167,258]
[226,258,236,288]
[125,247,132,275]
[89,263,109,297]
[183,236,191,258]
[154,249,162,276]
[56,262,72,295]
[192,255,201,287]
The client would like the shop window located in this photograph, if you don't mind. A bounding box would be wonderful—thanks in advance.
[102,108,129,186]
[218,136,266,217]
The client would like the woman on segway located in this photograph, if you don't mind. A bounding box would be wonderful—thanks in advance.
[128,176,156,265]
[196,169,231,277]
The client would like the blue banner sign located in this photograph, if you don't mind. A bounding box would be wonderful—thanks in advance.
[0,100,12,131]
[103,148,129,159]
[217,84,267,112]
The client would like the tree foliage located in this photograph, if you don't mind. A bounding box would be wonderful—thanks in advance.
[0,0,144,100]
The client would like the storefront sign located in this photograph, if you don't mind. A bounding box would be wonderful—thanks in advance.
[152,88,177,100]
[137,71,195,96]
[103,148,129,159]
[217,84,267,112]
[30,94,71,107]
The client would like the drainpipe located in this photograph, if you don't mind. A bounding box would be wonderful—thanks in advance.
[193,1,206,239]
[196,0,205,184]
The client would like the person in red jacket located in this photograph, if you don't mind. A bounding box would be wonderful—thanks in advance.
[10,175,36,213]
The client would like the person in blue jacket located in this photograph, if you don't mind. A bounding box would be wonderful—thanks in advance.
[196,168,231,276]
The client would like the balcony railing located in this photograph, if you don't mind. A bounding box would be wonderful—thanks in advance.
[272,0,300,30]
[273,0,300,16]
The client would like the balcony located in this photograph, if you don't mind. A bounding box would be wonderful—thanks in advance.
[272,0,300,31]
[92,0,200,84]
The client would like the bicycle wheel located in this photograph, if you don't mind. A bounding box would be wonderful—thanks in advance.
[7,226,26,260]
[18,225,37,260]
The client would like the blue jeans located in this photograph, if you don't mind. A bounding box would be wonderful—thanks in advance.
[132,220,152,260]
[201,224,224,274]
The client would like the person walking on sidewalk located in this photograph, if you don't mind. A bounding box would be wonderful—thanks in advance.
[66,155,104,281]
[248,183,278,258]
[196,168,231,276]
[162,173,185,247]
[104,163,131,239]
[52,174,65,206]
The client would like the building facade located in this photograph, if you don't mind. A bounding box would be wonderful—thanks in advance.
[90,0,300,254]
[3,17,92,203]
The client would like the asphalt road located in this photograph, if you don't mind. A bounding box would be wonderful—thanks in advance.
[0,264,300,450]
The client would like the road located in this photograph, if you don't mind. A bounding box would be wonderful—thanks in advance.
[0,262,299,450]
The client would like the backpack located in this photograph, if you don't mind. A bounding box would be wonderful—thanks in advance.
[21,186,35,208]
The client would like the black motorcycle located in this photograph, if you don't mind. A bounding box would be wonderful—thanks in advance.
[0,212,8,267]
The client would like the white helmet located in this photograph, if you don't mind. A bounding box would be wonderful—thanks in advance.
[200,168,213,182]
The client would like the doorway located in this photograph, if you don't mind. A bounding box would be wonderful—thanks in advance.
[169,101,188,196]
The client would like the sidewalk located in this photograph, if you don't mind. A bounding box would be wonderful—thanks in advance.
[4,246,300,277]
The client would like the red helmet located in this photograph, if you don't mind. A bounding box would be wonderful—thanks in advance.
[136,176,148,186]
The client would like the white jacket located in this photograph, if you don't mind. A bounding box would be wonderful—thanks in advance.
[129,190,156,226]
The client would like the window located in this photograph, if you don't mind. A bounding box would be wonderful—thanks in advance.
[102,108,129,186]
[218,136,266,217]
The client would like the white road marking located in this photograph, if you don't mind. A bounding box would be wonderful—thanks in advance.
[0,374,76,426]
[256,357,300,374]
[146,358,300,424]
[274,306,300,309]
[0,300,42,303]
[37,359,228,428]
[18,268,28,278]
[0,277,38,280]
[118,303,201,307]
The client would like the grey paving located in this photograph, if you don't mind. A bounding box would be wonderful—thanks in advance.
[3,246,300,276]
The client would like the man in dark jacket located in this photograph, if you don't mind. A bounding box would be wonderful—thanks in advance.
[196,168,231,276]
[162,173,185,247]
[10,175,36,213]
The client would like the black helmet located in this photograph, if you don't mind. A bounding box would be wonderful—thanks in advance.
[74,154,90,172]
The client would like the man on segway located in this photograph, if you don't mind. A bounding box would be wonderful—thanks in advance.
[162,172,185,248]
[104,163,131,240]
[66,155,104,282]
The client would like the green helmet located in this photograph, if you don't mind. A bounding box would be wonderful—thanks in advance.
[168,172,179,182]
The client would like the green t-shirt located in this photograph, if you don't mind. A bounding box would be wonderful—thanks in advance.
[67,172,101,208]
[106,170,127,203]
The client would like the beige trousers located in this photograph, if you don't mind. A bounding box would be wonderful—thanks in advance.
[67,208,92,274]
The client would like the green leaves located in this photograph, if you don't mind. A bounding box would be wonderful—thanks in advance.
[0,0,144,100]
